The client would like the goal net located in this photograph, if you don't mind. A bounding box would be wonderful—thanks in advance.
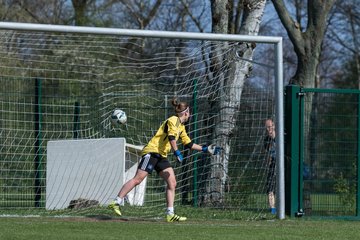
[0,23,282,220]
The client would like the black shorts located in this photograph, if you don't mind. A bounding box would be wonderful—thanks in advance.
[138,153,171,174]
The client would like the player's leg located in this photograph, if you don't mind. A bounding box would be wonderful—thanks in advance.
[109,154,152,216]
[159,167,176,211]
[268,191,276,214]
[267,161,276,214]
[118,169,148,198]
[109,169,148,216]
[159,167,186,222]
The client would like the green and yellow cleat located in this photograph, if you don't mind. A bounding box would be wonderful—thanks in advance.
[166,214,187,222]
[108,201,122,216]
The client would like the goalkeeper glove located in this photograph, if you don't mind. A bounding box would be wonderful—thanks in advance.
[207,144,221,155]
[201,145,208,153]
[174,150,184,163]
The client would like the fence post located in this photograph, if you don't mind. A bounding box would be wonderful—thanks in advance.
[73,101,80,138]
[357,94,360,217]
[192,78,198,207]
[34,78,42,207]
[285,84,301,217]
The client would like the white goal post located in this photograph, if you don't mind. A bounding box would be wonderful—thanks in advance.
[0,21,284,219]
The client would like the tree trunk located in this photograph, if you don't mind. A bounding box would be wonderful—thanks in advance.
[203,0,266,206]
[71,0,89,26]
[272,0,336,142]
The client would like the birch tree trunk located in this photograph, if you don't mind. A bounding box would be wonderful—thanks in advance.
[204,0,266,205]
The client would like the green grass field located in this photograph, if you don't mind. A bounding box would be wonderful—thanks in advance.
[0,216,359,240]
[0,193,358,240]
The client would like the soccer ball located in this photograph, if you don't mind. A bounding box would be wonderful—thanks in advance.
[110,109,127,125]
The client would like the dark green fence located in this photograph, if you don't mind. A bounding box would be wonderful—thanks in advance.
[285,85,360,218]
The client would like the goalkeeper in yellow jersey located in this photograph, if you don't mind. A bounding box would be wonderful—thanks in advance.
[109,98,221,222]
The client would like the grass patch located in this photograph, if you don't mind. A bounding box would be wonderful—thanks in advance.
[0,216,359,240]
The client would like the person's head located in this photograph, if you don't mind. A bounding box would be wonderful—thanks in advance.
[172,98,190,123]
[265,118,275,138]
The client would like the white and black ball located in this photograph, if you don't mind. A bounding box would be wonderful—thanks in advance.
[110,109,127,125]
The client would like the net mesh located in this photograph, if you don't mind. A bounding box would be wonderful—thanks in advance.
[0,29,276,220]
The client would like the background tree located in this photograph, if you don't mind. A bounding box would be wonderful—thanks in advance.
[271,0,336,180]
[71,0,92,26]
[271,0,336,87]
[325,0,360,89]
[206,0,267,205]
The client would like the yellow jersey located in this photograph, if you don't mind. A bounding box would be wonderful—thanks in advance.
[142,116,192,158]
